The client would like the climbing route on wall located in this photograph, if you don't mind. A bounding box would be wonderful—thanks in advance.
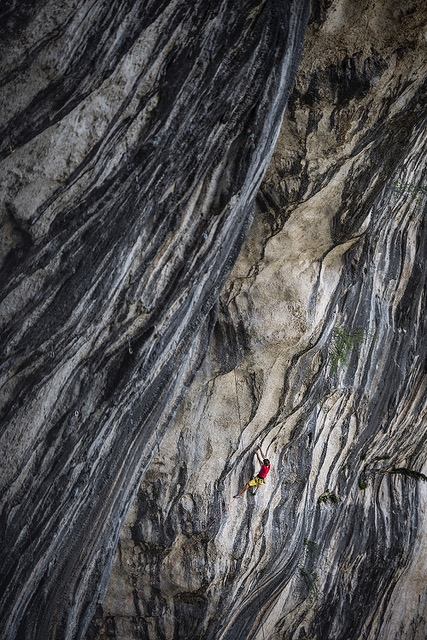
[89,367,271,637]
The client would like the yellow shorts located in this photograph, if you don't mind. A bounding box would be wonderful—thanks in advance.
[248,476,266,487]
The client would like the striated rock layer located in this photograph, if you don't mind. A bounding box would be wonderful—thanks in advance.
[0,1,310,639]
[95,2,427,639]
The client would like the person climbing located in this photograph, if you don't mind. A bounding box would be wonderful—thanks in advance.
[234,446,271,497]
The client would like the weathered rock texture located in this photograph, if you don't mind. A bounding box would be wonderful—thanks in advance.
[92,1,427,639]
[0,1,310,639]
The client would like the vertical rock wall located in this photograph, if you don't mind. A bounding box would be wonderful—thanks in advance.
[0,2,310,639]
[96,2,427,639]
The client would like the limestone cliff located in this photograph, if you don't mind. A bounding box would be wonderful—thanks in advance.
[0,1,309,639]
[92,2,427,640]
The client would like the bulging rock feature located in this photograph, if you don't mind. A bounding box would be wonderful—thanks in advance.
[93,2,427,639]
[0,1,310,639]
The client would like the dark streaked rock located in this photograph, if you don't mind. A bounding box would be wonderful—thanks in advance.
[95,2,427,639]
[0,1,309,639]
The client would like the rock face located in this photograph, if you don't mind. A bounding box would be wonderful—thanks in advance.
[0,1,310,639]
[92,2,427,640]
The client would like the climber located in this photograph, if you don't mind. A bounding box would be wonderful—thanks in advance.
[234,447,271,497]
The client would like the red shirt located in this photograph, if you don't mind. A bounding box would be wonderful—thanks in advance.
[258,464,270,479]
